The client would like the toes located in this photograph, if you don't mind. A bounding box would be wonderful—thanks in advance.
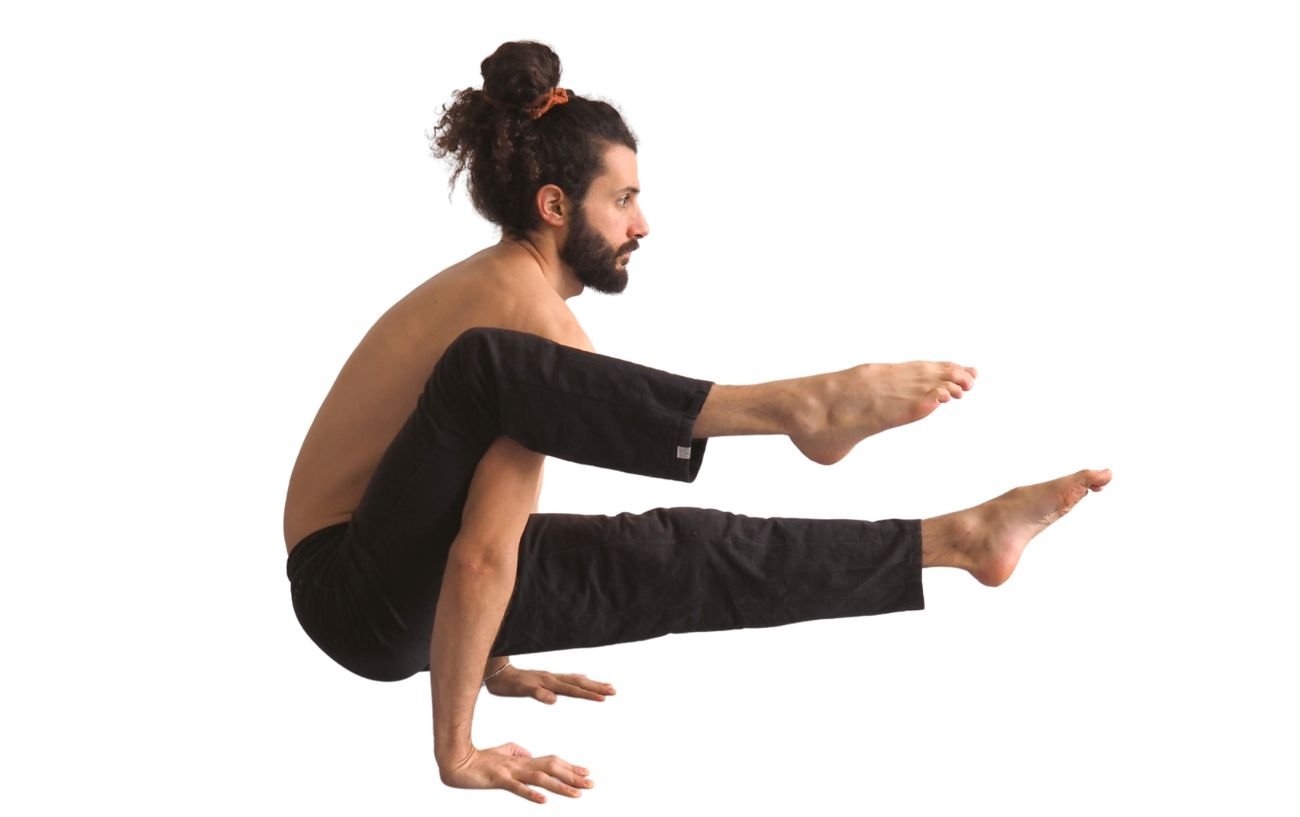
[1053,481,1090,515]
[1084,468,1113,489]
[942,364,975,390]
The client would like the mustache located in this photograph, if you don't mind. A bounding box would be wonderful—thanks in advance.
[619,240,639,255]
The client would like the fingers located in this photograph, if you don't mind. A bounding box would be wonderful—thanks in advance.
[469,748,593,805]
[548,673,617,702]
[521,670,618,704]
[512,757,594,803]
[504,776,547,804]
[534,688,558,704]
[558,671,610,689]
[534,683,598,703]
[539,757,594,796]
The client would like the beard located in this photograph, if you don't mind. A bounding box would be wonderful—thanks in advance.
[559,206,637,295]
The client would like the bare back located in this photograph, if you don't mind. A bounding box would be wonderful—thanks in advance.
[282,243,587,553]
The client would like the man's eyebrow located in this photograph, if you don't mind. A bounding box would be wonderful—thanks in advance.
[615,186,641,195]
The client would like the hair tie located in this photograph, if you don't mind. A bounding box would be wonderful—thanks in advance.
[481,87,570,120]
[526,87,569,119]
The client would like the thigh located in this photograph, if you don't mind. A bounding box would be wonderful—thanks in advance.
[349,399,487,636]
[492,507,767,656]
[350,399,484,549]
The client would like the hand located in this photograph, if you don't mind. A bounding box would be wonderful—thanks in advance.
[484,665,617,705]
[439,742,594,804]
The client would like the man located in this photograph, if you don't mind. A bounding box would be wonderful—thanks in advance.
[283,41,1111,805]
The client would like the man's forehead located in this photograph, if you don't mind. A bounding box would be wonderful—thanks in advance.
[595,145,640,192]
[594,178,639,194]
[591,176,641,197]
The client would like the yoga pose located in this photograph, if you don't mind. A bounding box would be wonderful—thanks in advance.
[282,40,1112,805]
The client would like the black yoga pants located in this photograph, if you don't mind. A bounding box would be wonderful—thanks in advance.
[286,327,925,682]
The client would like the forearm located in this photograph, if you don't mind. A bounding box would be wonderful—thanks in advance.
[430,551,518,768]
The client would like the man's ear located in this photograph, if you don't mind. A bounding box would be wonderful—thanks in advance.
[535,184,568,227]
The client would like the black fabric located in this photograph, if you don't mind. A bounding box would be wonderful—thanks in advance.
[286,327,924,682]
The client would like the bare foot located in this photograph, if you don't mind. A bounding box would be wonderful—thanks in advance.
[789,361,978,465]
[922,469,1113,586]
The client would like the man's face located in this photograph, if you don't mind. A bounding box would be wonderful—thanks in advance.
[559,144,649,295]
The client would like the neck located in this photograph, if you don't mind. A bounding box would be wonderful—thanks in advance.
[499,233,584,300]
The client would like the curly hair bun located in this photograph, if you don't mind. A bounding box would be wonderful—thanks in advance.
[480,41,562,110]
[431,40,635,237]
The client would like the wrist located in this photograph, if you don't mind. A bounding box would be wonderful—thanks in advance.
[435,740,475,769]
[482,657,512,684]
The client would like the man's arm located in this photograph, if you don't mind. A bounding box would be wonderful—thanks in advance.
[432,434,544,772]
[477,462,542,681]
[431,314,593,773]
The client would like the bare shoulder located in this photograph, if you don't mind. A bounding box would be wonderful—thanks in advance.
[388,245,593,353]
[473,253,595,353]
[515,297,595,353]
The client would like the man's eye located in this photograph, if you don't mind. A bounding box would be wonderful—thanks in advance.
[618,196,629,207]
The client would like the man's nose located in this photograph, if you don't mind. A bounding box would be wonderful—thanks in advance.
[632,210,650,240]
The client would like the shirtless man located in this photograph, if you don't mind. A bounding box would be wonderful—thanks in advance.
[283,41,1111,805]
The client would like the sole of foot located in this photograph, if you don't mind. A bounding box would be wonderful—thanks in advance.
[968,468,1113,587]
[791,362,978,465]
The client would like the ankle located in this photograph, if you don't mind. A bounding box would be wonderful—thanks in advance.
[776,376,823,439]
[921,513,974,570]
[695,381,809,438]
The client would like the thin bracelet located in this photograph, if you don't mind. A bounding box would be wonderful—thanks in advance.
[482,659,511,686]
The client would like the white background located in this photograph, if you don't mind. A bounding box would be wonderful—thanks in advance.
[2,1,1297,813]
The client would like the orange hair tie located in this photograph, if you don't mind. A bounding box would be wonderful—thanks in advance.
[481,86,570,119]
[526,87,569,119]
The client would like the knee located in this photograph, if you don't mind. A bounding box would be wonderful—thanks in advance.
[435,326,504,386]
[445,326,496,362]
[441,325,560,378]
[423,327,516,416]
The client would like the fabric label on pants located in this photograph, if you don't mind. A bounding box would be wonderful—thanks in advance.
[676,445,692,460]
